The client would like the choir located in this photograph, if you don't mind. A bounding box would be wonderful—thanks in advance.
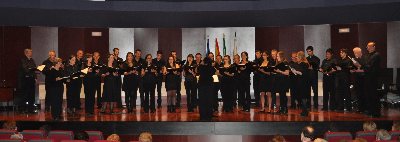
[17,41,382,120]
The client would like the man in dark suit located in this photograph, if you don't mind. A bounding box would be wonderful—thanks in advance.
[306,46,320,109]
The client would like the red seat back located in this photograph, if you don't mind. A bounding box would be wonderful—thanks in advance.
[356,131,378,142]
[48,131,73,142]
[324,132,353,142]
[390,131,400,140]
[374,141,397,142]
[21,130,45,140]
[0,130,16,139]
[93,141,113,142]
[0,139,23,142]
[28,139,54,142]
[60,140,86,142]
[84,131,103,142]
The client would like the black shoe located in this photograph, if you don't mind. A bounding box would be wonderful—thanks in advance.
[300,111,309,117]
[150,109,155,113]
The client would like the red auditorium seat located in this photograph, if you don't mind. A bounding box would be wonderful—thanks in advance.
[21,130,45,140]
[0,130,16,139]
[356,131,378,142]
[374,141,397,142]
[390,131,400,140]
[28,139,54,142]
[60,140,87,142]
[48,131,73,142]
[324,132,353,142]
[84,131,103,142]
[0,139,23,142]
[93,140,113,142]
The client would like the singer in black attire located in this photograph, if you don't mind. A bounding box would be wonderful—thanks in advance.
[101,54,120,114]
[334,49,353,112]
[92,52,103,109]
[295,51,311,116]
[320,49,337,111]
[306,46,320,109]
[41,50,57,111]
[238,52,252,112]
[164,56,180,113]
[18,49,37,113]
[198,57,216,121]
[141,54,158,113]
[273,51,290,115]
[252,50,262,107]
[232,55,242,107]
[183,54,197,112]
[122,52,140,113]
[219,55,236,112]
[351,47,367,113]
[112,48,124,108]
[362,42,381,117]
[46,59,64,120]
[289,52,301,109]
[64,55,82,114]
[83,54,97,115]
[213,55,223,111]
[171,51,183,107]
[153,51,166,108]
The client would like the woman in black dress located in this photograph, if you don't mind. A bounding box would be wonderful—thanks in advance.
[100,54,120,114]
[122,52,140,113]
[258,51,273,113]
[293,51,311,116]
[141,54,158,113]
[83,53,98,116]
[64,55,82,114]
[238,52,252,112]
[47,58,64,120]
[183,54,197,112]
[164,56,180,113]
[219,55,236,112]
[273,51,290,115]
[198,57,216,121]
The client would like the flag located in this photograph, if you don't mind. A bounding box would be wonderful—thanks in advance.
[223,34,226,56]
[206,37,210,54]
[215,38,220,56]
[233,32,238,55]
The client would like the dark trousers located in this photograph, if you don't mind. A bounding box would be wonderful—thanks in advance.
[253,76,260,106]
[125,85,138,110]
[156,77,163,106]
[221,82,234,111]
[94,82,102,107]
[185,80,197,110]
[234,79,240,106]
[23,77,36,111]
[199,85,213,121]
[323,75,335,110]
[335,75,351,110]
[49,87,63,118]
[66,81,81,109]
[279,91,287,108]
[139,78,144,107]
[354,75,365,112]
[84,83,95,114]
[366,76,380,116]
[76,79,83,108]
[213,82,221,110]
[44,84,50,109]
[289,80,300,107]
[176,77,182,106]
[143,83,156,112]
[239,84,251,110]
[310,73,319,107]
[116,77,122,107]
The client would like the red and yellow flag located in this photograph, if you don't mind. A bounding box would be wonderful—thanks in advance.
[215,38,220,56]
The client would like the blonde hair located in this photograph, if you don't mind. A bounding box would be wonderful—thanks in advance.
[313,138,327,142]
[297,51,309,64]
[363,121,377,131]
[139,132,152,142]
[106,134,120,142]
[353,47,362,53]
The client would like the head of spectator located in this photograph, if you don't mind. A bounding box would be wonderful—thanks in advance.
[107,134,120,142]
[270,134,286,142]
[301,126,315,142]
[139,131,152,142]
[352,138,367,142]
[39,125,52,138]
[392,121,400,131]
[2,121,17,131]
[363,121,377,131]
[376,129,391,141]
[313,138,327,142]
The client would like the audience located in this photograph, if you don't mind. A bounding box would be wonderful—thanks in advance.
[270,134,286,142]
[392,121,400,131]
[313,138,327,142]
[39,125,52,138]
[352,138,367,142]
[74,131,89,141]
[376,129,391,141]
[107,134,120,142]
[139,132,153,142]
[301,126,315,142]
[2,121,23,140]
[363,121,377,131]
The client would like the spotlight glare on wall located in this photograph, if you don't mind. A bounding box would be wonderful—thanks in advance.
[92,32,102,37]
[338,28,350,33]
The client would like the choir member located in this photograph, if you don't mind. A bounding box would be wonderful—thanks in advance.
[293,51,311,116]
[112,48,124,108]
[171,51,183,108]
[134,49,145,108]
[253,50,262,107]
[153,51,166,108]
[258,51,273,113]
[232,54,241,107]
[351,47,367,113]
[194,53,202,107]
[198,57,216,121]
[273,51,290,115]
[183,54,197,112]
[219,55,236,112]
[333,48,353,112]
[319,48,336,111]
[141,54,158,113]
[306,46,320,109]
[358,42,381,117]
[238,51,252,112]
[164,56,180,113]
[42,50,57,112]
[100,54,120,114]
[18,48,37,113]
[213,54,223,112]
[64,55,83,114]
[270,49,278,108]
[46,58,64,120]
[122,52,140,113]
[289,52,301,109]
[92,52,103,109]
[83,53,97,116]
[75,50,85,110]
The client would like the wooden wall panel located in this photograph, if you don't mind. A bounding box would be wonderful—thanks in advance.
[58,27,85,60]
[158,28,182,60]
[358,22,387,68]
[255,27,279,52]
[330,24,359,58]
[279,26,305,60]
[84,28,110,63]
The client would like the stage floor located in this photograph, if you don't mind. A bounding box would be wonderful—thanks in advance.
[1,103,399,122]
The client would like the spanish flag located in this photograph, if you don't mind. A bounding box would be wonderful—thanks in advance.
[215,38,220,56]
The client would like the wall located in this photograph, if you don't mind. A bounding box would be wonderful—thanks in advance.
[134,28,158,59]
[109,28,135,59]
